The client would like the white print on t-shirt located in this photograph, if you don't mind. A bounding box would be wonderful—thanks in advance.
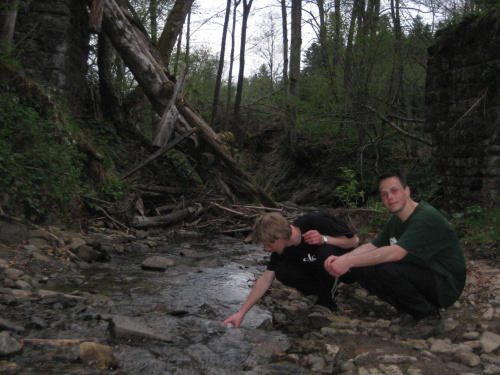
[303,254,316,262]
[390,237,398,246]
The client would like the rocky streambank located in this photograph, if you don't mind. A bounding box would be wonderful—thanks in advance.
[0,219,500,374]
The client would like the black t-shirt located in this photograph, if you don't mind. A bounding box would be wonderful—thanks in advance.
[266,211,355,271]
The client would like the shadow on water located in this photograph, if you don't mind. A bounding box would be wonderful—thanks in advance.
[17,233,293,374]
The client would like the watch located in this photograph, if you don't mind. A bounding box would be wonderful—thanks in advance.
[323,236,328,244]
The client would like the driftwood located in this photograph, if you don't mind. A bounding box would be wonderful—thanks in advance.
[132,206,200,228]
[22,338,95,346]
[153,66,189,146]
[119,128,196,180]
[133,185,202,195]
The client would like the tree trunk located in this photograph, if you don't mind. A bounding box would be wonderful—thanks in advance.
[211,0,232,129]
[285,0,301,153]
[157,0,193,66]
[89,0,277,208]
[390,0,418,159]
[0,0,18,44]
[223,0,241,132]
[233,0,253,132]
[280,0,289,112]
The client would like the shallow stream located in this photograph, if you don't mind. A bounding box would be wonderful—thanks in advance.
[17,232,297,374]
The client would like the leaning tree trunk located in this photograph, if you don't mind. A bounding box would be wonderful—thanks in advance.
[87,0,277,208]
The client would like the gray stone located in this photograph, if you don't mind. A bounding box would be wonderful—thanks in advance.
[454,350,481,367]
[107,315,173,342]
[0,317,25,333]
[481,331,500,354]
[0,332,23,357]
[141,256,175,271]
[4,268,24,279]
[0,224,28,245]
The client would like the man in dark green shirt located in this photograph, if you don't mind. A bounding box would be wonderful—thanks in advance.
[324,171,466,340]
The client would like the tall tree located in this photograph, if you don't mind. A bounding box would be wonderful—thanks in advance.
[285,0,301,152]
[0,0,19,45]
[211,0,232,128]
[280,0,289,109]
[389,0,417,158]
[157,0,194,66]
[223,0,241,132]
[233,0,253,132]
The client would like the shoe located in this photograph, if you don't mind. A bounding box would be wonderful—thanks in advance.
[399,312,444,340]
[393,312,414,327]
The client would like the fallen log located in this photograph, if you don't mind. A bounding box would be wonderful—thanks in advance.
[91,0,278,208]
[133,185,203,195]
[119,128,196,180]
[132,206,200,228]
[22,338,96,346]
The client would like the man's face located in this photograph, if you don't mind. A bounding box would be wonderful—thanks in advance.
[379,177,410,214]
[262,237,287,255]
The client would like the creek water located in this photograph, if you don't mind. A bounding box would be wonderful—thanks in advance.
[18,232,296,374]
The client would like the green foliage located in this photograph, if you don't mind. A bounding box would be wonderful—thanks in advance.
[452,206,500,243]
[335,167,365,208]
[0,94,84,220]
[365,196,390,228]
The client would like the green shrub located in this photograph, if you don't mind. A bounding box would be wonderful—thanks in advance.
[335,167,365,208]
[452,205,500,243]
[0,94,84,220]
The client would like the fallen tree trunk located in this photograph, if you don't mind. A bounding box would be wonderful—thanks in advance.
[90,0,278,208]
[132,206,200,228]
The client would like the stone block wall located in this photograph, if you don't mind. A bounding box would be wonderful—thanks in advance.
[10,0,89,115]
[425,10,500,211]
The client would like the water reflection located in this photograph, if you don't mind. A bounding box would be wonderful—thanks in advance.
[20,233,285,374]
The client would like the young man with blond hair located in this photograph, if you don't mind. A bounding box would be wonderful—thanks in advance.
[223,211,359,328]
[324,171,466,340]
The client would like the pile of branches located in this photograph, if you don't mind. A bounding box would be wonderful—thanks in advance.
[83,180,291,236]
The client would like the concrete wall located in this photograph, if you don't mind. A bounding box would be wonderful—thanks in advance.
[425,10,500,211]
[11,0,89,115]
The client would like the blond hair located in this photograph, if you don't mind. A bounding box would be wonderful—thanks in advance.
[250,213,292,243]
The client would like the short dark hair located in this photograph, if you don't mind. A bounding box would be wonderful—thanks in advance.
[376,170,408,188]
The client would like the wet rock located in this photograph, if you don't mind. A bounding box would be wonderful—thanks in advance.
[107,315,173,342]
[0,317,24,333]
[76,292,115,307]
[79,341,118,370]
[180,248,197,256]
[0,332,23,357]
[141,256,175,271]
[26,316,46,329]
[197,258,223,268]
[77,245,106,262]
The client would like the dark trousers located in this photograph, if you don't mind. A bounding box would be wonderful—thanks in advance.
[274,258,336,305]
[349,261,440,318]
